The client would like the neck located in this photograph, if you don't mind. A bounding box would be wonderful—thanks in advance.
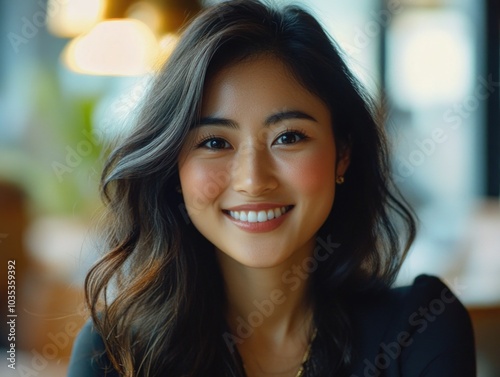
[217,243,316,345]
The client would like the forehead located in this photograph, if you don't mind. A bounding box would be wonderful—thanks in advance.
[201,55,329,119]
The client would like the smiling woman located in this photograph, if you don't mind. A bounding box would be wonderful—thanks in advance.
[67,1,475,377]
[178,56,346,269]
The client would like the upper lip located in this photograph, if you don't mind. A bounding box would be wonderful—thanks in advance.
[224,203,293,211]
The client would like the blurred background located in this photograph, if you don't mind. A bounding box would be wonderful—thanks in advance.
[0,0,498,375]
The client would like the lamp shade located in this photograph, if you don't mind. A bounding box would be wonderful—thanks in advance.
[62,19,160,76]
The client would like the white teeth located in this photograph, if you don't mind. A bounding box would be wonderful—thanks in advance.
[257,211,267,222]
[247,211,258,223]
[227,206,291,223]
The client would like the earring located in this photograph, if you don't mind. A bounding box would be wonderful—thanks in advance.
[336,176,345,184]
[176,185,182,194]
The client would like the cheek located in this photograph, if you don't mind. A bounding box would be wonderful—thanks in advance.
[179,159,230,211]
[283,147,336,197]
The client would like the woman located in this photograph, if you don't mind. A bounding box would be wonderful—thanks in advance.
[68,1,476,376]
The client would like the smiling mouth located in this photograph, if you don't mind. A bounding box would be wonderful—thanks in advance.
[223,205,294,223]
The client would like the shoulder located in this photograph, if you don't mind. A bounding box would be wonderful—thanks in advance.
[68,319,118,377]
[348,274,476,377]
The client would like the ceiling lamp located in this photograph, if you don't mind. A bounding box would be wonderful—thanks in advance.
[58,0,202,76]
[62,19,159,76]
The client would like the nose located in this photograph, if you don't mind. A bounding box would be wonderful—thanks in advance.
[231,145,278,196]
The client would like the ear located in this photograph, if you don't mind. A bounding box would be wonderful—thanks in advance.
[336,142,351,177]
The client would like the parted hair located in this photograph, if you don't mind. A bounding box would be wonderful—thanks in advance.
[85,1,416,376]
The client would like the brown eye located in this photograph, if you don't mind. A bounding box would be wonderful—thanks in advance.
[198,137,231,149]
[274,131,308,145]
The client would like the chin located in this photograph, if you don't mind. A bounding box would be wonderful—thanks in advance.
[222,247,293,269]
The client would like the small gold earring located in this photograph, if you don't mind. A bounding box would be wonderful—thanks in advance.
[336,176,345,184]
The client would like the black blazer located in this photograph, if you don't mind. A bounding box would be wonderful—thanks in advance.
[67,275,476,376]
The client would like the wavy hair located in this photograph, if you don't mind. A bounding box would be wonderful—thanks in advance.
[85,1,417,376]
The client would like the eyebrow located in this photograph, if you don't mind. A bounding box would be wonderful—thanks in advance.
[265,110,317,126]
[197,117,238,129]
[196,110,317,129]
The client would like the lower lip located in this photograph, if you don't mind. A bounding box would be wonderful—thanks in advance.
[223,209,292,233]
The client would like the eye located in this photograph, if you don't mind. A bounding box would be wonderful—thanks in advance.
[197,136,231,150]
[274,130,309,145]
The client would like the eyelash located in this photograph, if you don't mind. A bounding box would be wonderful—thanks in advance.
[274,128,309,145]
[195,134,229,149]
[194,128,310,149]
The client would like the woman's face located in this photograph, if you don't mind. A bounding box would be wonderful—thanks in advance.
[178,55,349,269]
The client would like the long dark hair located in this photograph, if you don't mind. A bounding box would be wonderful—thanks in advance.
[85,1,417,376]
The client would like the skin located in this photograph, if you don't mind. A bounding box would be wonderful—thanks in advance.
[178,55,350,376]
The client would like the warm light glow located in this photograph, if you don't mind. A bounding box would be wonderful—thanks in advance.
[157,33,180,66]
[127,2,163,35]
[62,19,159,76]
[46,0,105,37]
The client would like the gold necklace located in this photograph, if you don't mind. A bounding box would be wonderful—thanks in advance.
[243,327,318,377]
[295,327,317,377]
